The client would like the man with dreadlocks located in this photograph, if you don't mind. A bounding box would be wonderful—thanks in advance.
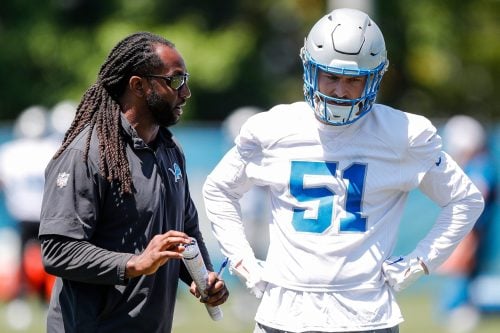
[38,32,229,332]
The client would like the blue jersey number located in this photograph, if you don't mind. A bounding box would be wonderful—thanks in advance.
[290,161,367,233]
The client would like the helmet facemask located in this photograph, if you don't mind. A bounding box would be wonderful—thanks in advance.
[301,8,389,126]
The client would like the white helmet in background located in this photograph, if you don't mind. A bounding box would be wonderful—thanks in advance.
[223,106,262,141]
[442,115,486,166]
[50,100,77,137]
[13,105,49,139]
[301,8,389,125]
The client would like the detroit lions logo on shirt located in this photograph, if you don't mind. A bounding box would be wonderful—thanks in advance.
[168,163,182,182]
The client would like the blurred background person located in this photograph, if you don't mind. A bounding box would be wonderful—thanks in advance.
[437,115,498,333]
[49,100,79,142]
[0,102,75,330]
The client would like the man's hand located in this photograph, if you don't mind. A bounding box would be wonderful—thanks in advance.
[126,231,191,278]
[189,271,229,306]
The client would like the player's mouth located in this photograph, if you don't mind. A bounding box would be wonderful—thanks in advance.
[329,101,351,106]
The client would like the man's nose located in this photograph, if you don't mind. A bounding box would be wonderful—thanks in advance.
[332,81,349,99]
[179,83,191,99]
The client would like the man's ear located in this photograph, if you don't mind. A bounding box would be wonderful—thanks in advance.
[129,75,146,97]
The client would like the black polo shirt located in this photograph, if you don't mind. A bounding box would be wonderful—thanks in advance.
[39,114,213,333]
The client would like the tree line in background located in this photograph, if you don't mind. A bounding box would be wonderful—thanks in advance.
[0,0,498,123]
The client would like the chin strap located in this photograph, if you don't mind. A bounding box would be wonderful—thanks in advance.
[313,93,362,125]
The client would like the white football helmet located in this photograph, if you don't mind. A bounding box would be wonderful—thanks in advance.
[301,8,389,125]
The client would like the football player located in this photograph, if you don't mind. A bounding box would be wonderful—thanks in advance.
[203,8,484,333]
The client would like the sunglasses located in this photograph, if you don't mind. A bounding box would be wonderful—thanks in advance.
[144,73,189,90]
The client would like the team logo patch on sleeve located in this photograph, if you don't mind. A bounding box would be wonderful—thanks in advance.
[168,163,182,182]
[56,172,70,188]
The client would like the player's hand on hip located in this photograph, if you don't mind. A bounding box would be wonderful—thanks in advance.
[231,258,267,298]
[126,231,191,278]
[382,256,429,292]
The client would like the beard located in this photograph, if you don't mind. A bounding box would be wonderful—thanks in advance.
[145,89,180,127]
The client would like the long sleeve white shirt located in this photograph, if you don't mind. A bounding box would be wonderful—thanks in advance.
[203,102,484,332]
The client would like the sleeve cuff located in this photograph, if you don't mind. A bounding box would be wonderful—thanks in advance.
[118,253,135,285]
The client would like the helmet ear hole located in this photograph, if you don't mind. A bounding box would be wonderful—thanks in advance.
[302,8,388,126]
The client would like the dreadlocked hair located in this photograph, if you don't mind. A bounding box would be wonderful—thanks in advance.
[54,32,175,195]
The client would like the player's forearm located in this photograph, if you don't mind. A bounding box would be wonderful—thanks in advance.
[202,147,257,261]
[204,181,265,296]
[41,235,133,285]
[414,157,485,272]
[203,178,256,260]
[411,193,484,272]
[203,146,263,287]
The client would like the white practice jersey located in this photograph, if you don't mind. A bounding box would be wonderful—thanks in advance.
[0,137,60,222]
[203,102,484,331]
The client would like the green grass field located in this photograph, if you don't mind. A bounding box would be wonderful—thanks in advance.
[172,289,500,333]
[4,288,499,333]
